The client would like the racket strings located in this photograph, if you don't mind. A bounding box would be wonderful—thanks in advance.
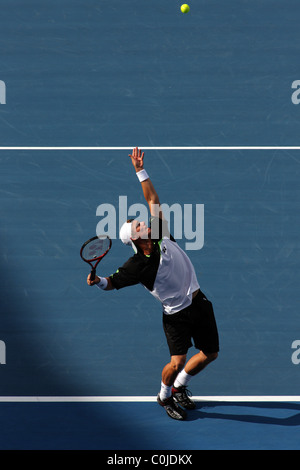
[82,237,110,261]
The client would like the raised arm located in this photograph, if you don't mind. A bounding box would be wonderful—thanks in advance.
[129,147,163,219]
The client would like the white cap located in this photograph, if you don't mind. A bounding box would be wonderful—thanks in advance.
[119,221,137,253]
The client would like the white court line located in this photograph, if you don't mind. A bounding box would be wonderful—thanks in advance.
[0,396,299,402]
[0,146,300,151]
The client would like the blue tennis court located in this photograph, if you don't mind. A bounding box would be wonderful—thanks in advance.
[0,0,300,451]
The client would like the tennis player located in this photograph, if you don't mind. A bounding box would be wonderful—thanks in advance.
[87,147,219,420]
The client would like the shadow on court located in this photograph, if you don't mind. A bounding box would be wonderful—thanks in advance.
[0,248,143,449]
[192,401,300,426]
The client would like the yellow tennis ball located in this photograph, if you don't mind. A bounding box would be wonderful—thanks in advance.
[181,4,190,13]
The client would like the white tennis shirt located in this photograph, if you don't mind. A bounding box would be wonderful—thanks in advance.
[148,237,200,314]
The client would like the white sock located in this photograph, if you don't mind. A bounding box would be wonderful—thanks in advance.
[159,381,172,401]
[174,369,192,388]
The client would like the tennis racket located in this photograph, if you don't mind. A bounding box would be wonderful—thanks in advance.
[80,235,112,281]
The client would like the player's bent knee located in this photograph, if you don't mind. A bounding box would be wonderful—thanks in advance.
[170,356,186,372]
[171,363,184,374]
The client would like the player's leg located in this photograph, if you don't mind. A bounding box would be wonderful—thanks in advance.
[184,350,218,376]
[157,354,187,420]
[161,354,186,387]
[172,292,219,409]
[172,350,218,409]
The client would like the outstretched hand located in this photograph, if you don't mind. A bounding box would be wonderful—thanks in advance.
[129,147,145,172]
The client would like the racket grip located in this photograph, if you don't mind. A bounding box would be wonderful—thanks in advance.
[90,268,96,281]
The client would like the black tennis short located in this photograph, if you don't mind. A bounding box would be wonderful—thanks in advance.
[162,290,219,356]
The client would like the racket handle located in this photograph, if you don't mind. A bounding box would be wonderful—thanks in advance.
[90,268,96,281]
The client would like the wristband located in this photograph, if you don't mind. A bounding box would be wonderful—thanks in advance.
[96,276,108,290]
[136,169,149,183]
